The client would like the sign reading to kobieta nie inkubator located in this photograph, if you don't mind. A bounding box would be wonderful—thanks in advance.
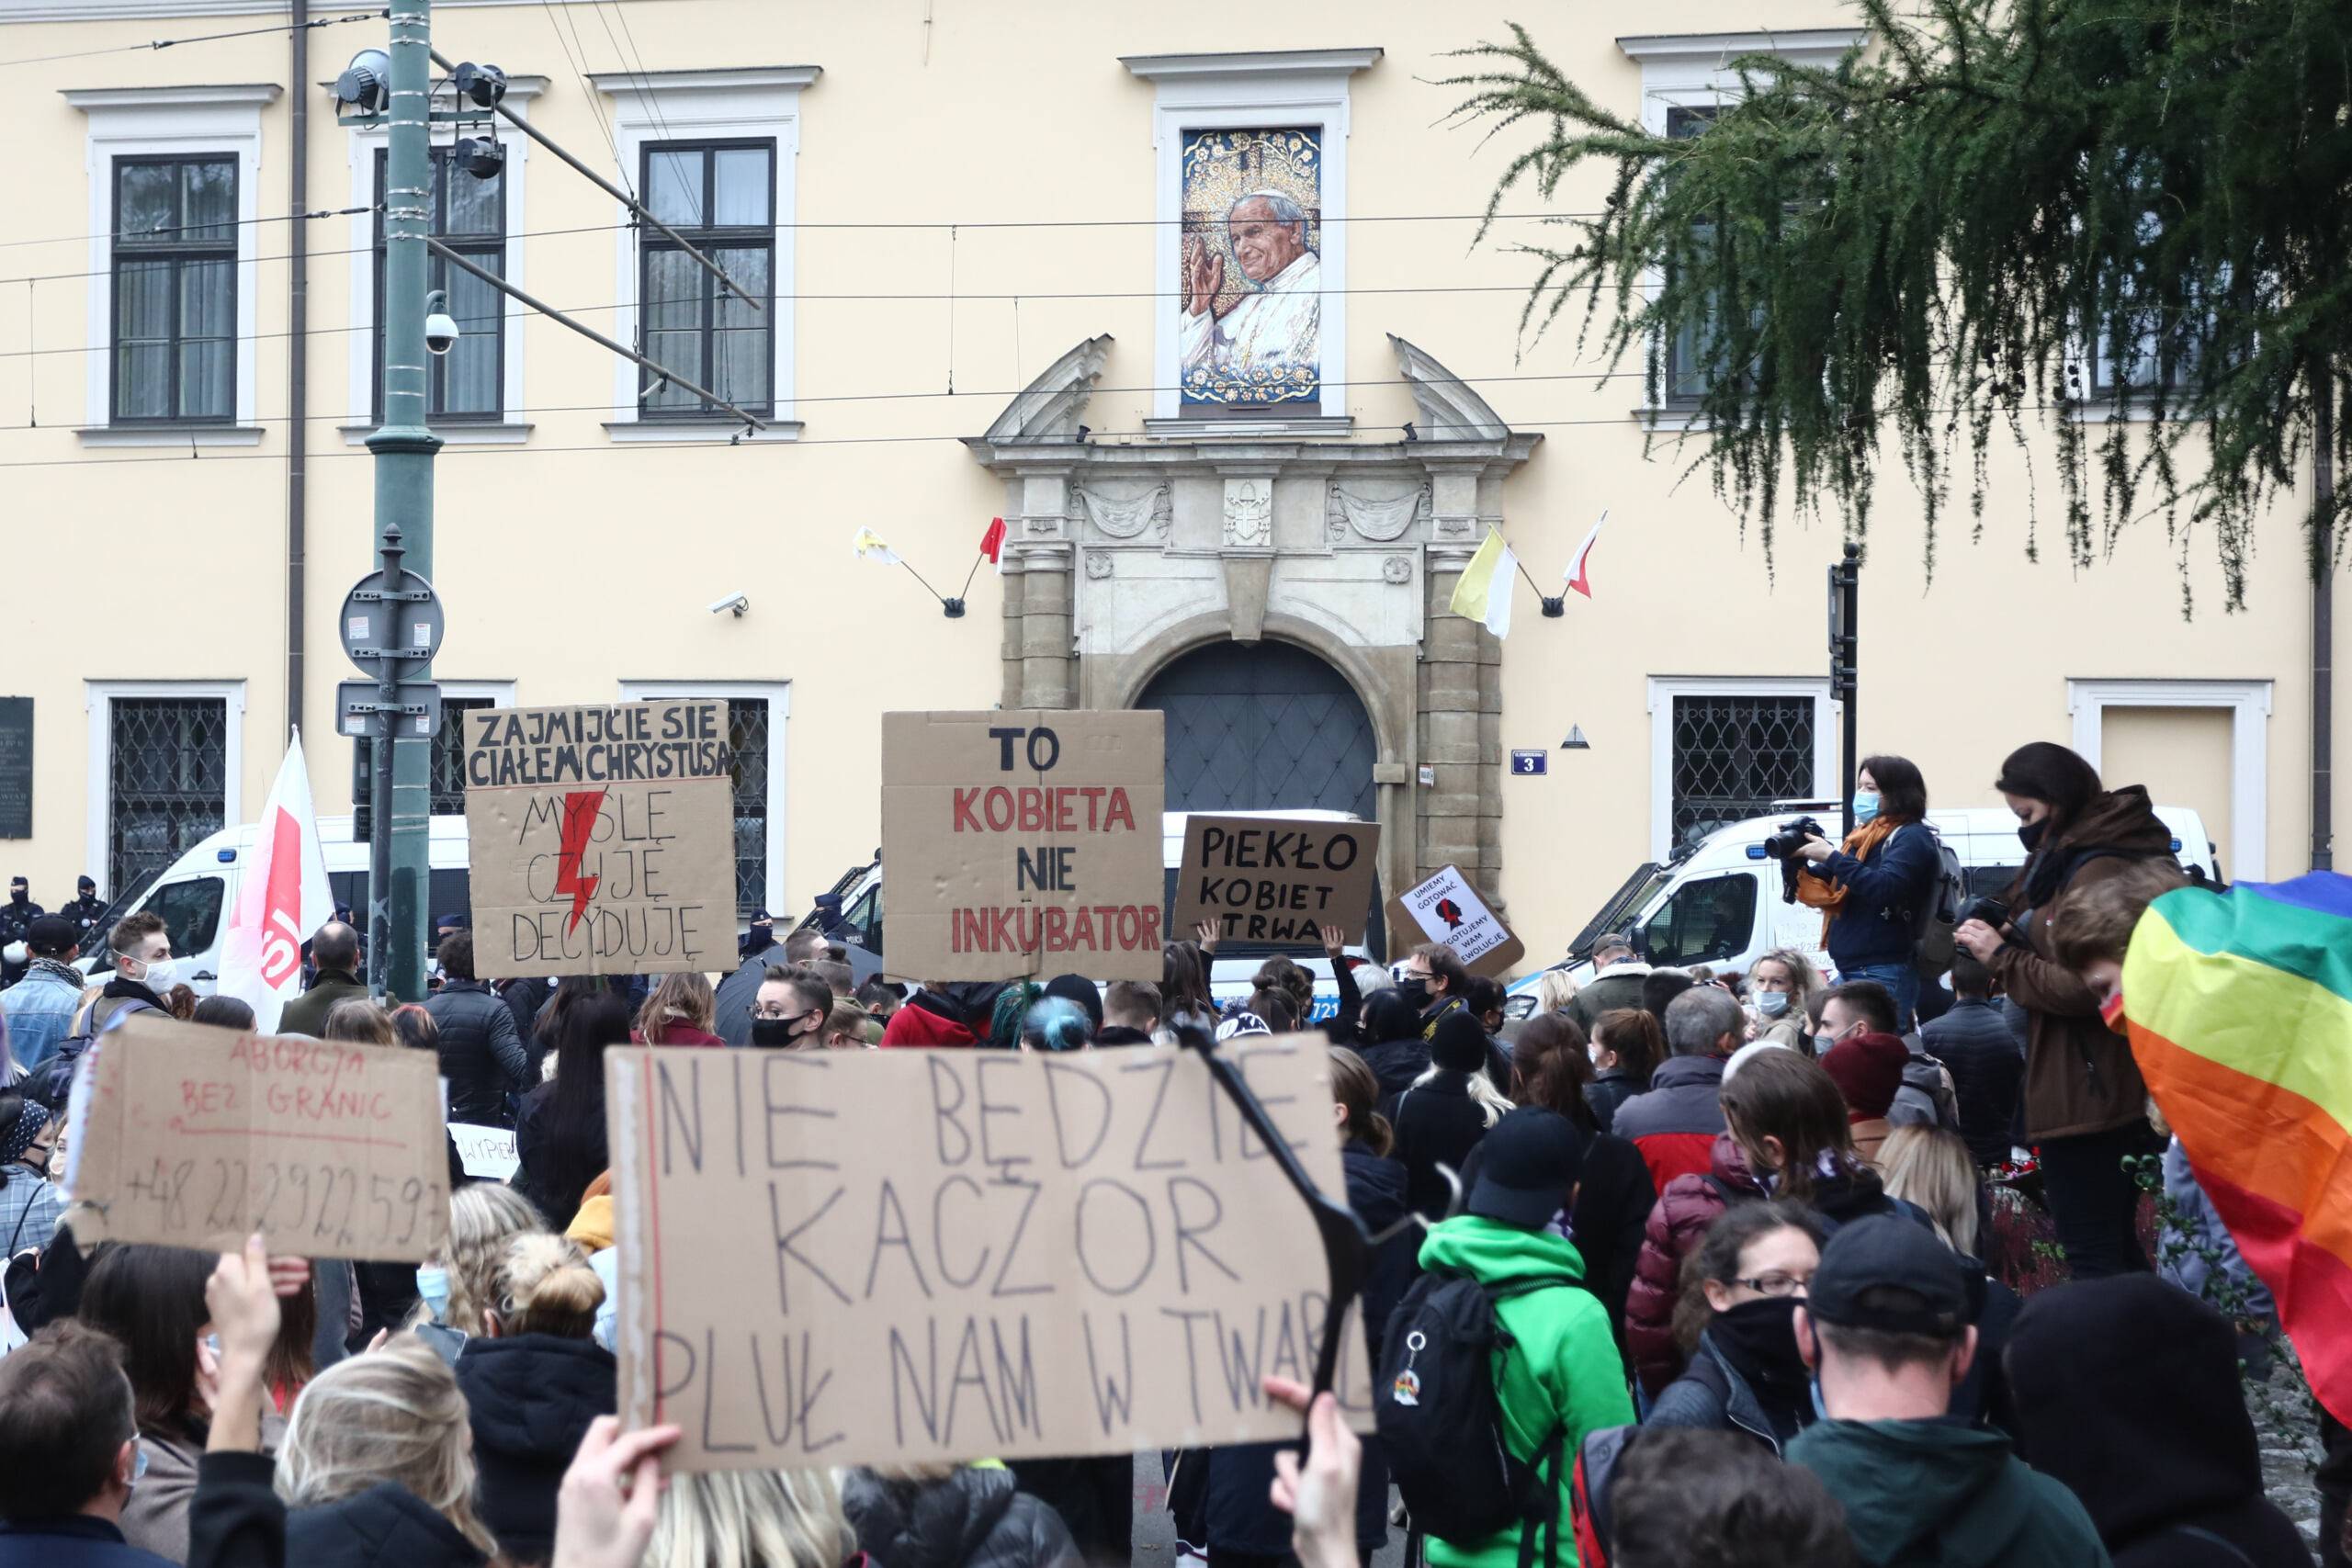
[605,1034,1372,1471]
[464,702,736,979]
[881,710,1164,982]
[67,1013,451,1261]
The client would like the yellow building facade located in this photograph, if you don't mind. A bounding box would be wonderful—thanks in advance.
[0,0,2337,963]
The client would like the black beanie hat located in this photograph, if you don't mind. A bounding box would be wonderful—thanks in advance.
[1431,1011,1490,1073]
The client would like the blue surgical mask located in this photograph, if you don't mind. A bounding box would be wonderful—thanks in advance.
[414,1265,450,1322]
[1851,791,1882,824]
[1756,990,1792,1019]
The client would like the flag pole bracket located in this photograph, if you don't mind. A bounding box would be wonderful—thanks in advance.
[940,596,967,619]
[1540,595,1566,618]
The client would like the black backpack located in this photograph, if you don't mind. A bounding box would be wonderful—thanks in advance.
[1376,1269,1576,1567]
[1907,824,1967,978]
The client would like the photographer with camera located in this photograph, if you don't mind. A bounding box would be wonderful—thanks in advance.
[1781,756,1939,1031]
[1954,741,2174,1279]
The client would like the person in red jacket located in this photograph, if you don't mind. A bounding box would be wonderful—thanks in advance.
[877,981,1004,1048]
[1609,987,1742,1190]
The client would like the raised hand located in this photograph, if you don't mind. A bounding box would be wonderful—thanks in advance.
[553,1416,683,1568]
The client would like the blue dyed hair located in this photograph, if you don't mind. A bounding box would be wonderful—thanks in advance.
[1021,996,1094,1054]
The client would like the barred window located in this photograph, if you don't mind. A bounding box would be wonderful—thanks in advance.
[108,697,227,891]
[430,696,499,815]
[1669,693,1816,851]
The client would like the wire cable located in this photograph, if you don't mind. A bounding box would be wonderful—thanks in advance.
[0,10,377,71]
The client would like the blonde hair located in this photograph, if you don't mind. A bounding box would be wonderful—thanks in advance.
[1410,1060,1514,1127]
[414,1183,545,1337]
[648,1467,854,1568]
[1536,969,1579,1014]
[277,1336,498,1558]
[322,998,397,1046]
[492,1232,604,1339]
[1877,1124,1980,1257]
[637,970,718,1044]
[1749,949,1826,1011]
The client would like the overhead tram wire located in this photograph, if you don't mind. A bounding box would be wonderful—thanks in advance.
[0,10,377,70]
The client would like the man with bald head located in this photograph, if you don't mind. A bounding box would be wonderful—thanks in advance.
[277,920,367,1036]
[1181,188,1322,397]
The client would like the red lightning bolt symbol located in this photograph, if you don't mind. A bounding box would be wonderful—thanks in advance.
[554,789,607,933]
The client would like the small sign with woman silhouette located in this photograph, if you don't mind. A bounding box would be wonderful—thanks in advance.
[1179,127,1321,407]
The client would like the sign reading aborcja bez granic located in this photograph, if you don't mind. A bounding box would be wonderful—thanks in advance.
[881,710,1165,982]
[464,702,736,979]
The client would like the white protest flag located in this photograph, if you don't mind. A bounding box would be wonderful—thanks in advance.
[216,729,336,1033]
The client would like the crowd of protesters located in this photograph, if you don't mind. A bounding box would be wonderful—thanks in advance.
[0,739,2338,1568]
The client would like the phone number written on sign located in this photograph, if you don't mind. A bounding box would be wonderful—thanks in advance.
[119,1156,442,1254]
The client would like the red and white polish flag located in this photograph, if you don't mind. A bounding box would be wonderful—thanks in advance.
[217,729,337,1033]
[1563,510,1609,599]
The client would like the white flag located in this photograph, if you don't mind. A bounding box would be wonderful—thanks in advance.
[217,729,337,1033]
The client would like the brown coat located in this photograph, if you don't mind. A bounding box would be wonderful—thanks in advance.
[1986,787,2174,1141]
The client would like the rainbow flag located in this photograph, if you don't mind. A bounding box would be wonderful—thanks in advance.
[2122,873,2352,1423]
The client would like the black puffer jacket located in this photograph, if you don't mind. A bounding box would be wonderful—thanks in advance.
[285,1481,489,1568]
[1356,1034,1430,1111]
[453,1334,616,1567]
[840,1467,1081,1568]
[424,980,529,1127]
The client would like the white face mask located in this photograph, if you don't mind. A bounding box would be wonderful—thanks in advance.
[1756,991,1792,1018]
[136,954,177,991]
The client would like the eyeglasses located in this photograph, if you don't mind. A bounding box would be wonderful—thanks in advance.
[1735,1272,1812,1298]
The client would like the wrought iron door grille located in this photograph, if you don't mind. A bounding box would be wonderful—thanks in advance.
[725,700,770,919]
[431,697,498,815]
[108,697,227,891]
[1670,694,1815,851]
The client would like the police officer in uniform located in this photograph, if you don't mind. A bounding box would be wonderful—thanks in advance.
[0,876,44,988]
[57,875,107,943]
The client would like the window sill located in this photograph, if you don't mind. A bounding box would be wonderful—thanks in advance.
[602,419,803,445]
[337,423,534,447]
[1634,406,1711,434]
[2069,400,2196,426]
[77,424,263,448]
[1141,414,1353,440]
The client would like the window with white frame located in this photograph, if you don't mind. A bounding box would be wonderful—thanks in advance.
[65,85,277,444]
[1646,677,1837,860]
[1121,48,1379,429]
[1616,32,1865,415]
[85,682,246,897]
[616,682,789,918]
[374,146,506,421]
[593,67,818,441]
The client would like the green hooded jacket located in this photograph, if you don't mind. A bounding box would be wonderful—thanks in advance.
[1416,1215,1636,1568]
[1788,1418,2111,1568]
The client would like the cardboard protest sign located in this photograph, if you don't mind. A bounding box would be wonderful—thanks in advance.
[464,702,736,979]
[881,710,1164,982]
[448,1122,519,1182]
[1170,815,1381,946]
[65,1013,450,1261]
[1386,863,1524,979]
[605,1035,1372,1471]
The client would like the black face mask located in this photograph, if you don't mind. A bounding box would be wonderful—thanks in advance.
[6,889,23,906]
[1396,977,1431,1011]
[751,1015,808,1048]
[1711,1295,1810,1393]
[2018,818,2050,852]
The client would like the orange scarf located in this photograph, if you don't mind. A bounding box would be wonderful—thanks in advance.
[1796,816,1897,940]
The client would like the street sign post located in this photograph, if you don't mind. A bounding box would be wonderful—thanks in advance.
[339,523,441,998]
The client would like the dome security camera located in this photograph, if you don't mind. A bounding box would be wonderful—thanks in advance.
[424,289,459,356]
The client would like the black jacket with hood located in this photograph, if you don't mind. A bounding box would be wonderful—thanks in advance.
[453,1333,617,1567]
[2007,1275,2313,1568]
[840,1467,1080,1568]
[187,1452,489,1568]
[423,979,530,1127]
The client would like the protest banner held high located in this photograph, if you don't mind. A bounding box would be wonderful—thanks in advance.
[604,1035,1371,1471]
[463,701,738,979]
[881,710,1165,982]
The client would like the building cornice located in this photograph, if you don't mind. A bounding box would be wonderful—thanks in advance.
[62,83,281,110]
[1616,29,1868,67]
[590,66,821,96]
[1120,47,1382,82]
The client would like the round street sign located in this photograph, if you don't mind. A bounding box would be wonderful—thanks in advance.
[339,568,445,671]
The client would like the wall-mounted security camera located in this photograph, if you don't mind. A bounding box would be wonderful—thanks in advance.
[424,289,458,356]
[707,592,750,617]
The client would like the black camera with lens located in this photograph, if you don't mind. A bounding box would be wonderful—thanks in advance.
[1764,817,1828,862]
[1955,895,2011,933]
[1763,816,1829,903]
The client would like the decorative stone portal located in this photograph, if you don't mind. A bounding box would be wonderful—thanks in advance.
[962,335,1541,920]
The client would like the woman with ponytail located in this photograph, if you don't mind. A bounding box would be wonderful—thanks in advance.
[453,1233,616,1564]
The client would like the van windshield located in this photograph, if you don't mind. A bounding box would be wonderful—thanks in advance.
[1567,863,1670,963]
[1638,872,1758,968]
